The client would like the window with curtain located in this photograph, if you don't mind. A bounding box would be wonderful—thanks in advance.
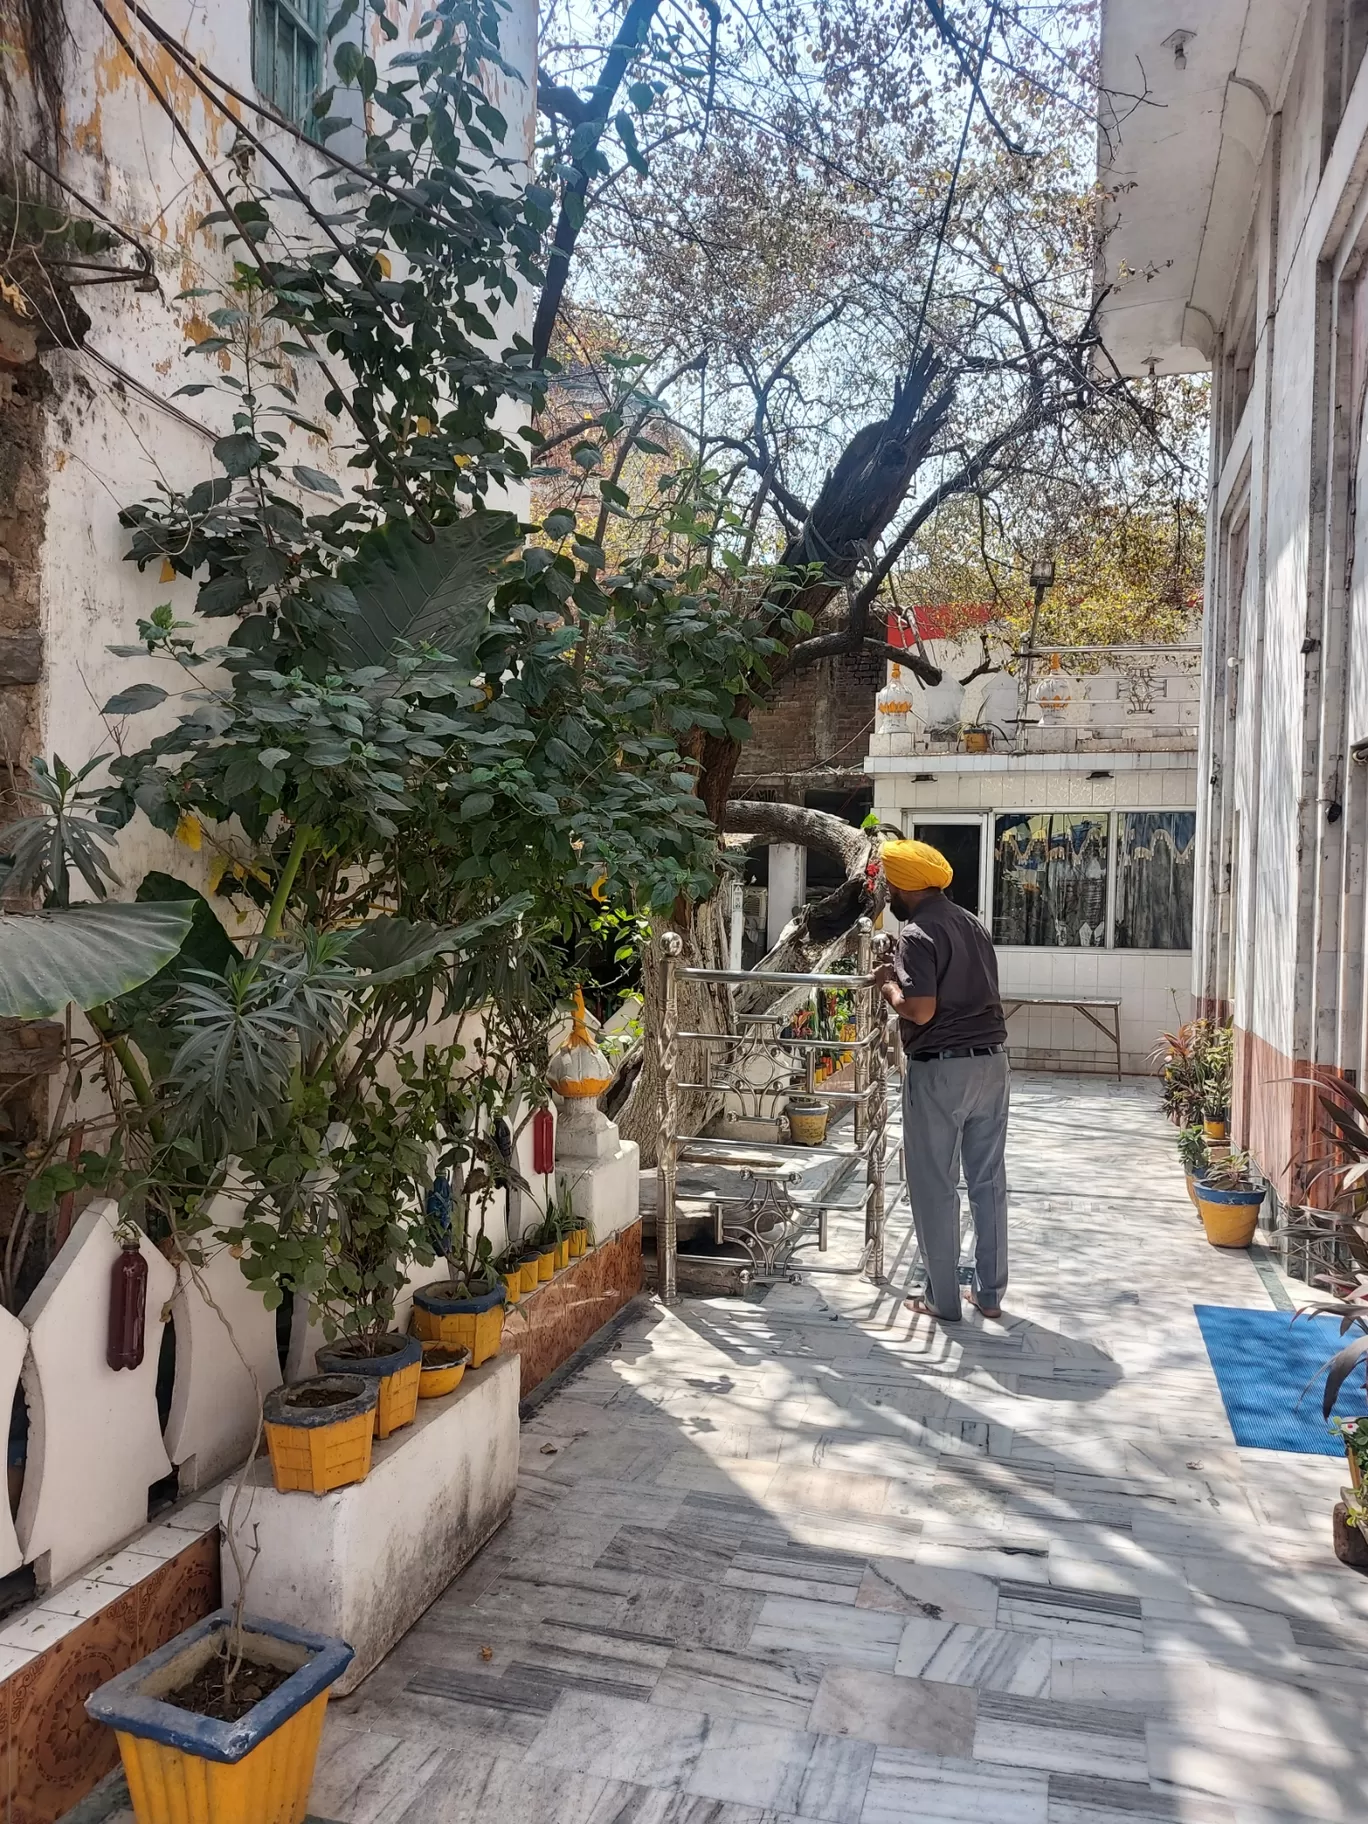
[992,813,1110,947]
[1114,810,1196,949]
[253,0,326,127]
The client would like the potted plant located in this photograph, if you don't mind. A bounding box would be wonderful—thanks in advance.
[1202,1101,1229,1144]
[1194,1150,1265,1248]
[1333,1415,1368,1490]
[1177,1125,1209,1207]
[87,1608,352,1824]
[418,1342,470,1399]
[786,1095,830,1146]
[261,1374,378,1496]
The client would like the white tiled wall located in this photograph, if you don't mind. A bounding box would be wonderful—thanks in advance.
[997,948,1191,1075]
[868,767,1197,1074]
[870,766,1199,815]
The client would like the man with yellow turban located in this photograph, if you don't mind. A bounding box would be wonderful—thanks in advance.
[876,838,1009,1323]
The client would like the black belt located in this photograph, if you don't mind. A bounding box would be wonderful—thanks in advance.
[909,1044,1005,1062]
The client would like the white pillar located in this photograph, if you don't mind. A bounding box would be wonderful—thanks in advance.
[767,842,805,947]
[729,876,745,970]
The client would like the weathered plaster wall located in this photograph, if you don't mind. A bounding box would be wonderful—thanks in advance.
[25,0,535,903]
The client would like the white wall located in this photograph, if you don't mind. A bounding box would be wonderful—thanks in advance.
[867,761,1196,1075]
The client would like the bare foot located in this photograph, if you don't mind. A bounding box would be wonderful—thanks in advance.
[966,1289,1003,1319]
[904,1292,961,1323]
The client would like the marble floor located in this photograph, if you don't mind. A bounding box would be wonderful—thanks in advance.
[114,1073,1368,1824]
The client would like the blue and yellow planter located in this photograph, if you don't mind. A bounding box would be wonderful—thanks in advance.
[1195,1181,1264,1248]
[263,1375,376,1496]
[315,1333,423,1440]
[86,1608,352,1824]
[411,1279,507,1365]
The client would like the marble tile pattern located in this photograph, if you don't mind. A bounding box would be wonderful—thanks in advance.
[312,1074,1367,1824]
[499,1220,644,1398]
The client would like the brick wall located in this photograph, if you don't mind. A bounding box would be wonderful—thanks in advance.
[735,650,882,800]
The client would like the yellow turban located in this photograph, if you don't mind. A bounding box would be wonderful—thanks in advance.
[881,838,953,892]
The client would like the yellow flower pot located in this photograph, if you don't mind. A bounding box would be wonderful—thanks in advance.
[412,1281,507,1366]
[569,1227,588,1258]
[536,1246,555,1284]
[263,1377,377,1497]
[554,1236,570,1271]
[1203,1119,1228,1142]
[418,1343,470,1399]
[314,1335,423,1441]
[1196,1186,1263,1248]
[87,1610,351,1824]
[518,1256,540,1296]
[500,1267,522,1304]
[787,1102,830,1146]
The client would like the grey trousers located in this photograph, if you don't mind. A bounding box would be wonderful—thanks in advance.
[901,1050,1010,1319]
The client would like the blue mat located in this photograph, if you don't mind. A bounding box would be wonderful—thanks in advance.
[1195,1304,1368,1456]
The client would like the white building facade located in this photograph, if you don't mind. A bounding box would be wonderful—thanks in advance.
[1099,0,1368,1202]
[865,636,1200,1075]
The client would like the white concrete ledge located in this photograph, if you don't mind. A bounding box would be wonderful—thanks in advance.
[864,750,1197,774]
[219,1353,519,1694]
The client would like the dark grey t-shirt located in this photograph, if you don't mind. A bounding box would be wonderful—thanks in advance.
[895,893,1007,1054]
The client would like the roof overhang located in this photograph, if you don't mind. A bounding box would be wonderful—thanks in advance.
[1096,0,1302,376]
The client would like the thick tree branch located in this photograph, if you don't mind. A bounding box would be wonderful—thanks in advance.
[533,0,669,367]
[722,799,867,872]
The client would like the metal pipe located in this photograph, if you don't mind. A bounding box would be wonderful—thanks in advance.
[679,968,876,987]
[658,932,683,1305]
[1011,643,1201,657]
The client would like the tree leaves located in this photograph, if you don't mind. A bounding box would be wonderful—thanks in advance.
[102,682,168,716]
[0,903,195,1018]
[336,512,523,667]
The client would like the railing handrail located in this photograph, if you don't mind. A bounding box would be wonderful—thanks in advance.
[679,967,876,987]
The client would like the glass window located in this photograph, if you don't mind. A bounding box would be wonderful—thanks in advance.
[253,0,326,127]
[993,813,1110,947]
[1114,810,1196,949]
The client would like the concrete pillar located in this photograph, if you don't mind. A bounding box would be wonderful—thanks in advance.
[766,843,804,947]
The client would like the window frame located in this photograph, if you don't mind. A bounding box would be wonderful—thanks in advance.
[906,813,991,925]
[983,805,1196,954]
[1110,806,1198,954]
[252,0,327,130]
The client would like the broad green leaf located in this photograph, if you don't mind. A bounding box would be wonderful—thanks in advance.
[102,682,167,716]
[0,902,195,1018]
[336,512,522,667]
[214,432,266,477]
[293,465,344,497]
[345,898,532,985]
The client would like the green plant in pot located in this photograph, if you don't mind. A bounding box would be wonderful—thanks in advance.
[1177,1125,1209,1207]
[309,1091,435,1440]
[1193,1149,1265,1249]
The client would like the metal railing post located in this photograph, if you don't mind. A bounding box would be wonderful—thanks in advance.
[658,931,683,1305]
[858,918,888,1284]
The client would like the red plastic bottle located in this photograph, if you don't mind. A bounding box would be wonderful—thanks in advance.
[532,1105,555,1176]
[107,1239,148,1372]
